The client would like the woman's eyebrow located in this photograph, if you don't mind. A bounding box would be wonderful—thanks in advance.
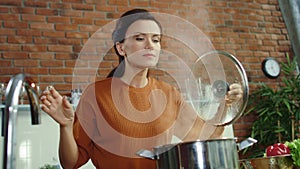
[125,32,161,39]
[132,32,161,36]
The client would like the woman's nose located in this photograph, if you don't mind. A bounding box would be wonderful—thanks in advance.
[145,38,154,49]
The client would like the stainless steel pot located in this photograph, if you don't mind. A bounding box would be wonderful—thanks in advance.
[137,138,257,169]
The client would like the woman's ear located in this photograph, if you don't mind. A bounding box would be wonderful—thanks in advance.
[115,42,126,56]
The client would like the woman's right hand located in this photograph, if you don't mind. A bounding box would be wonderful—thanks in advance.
[40,86,74,127]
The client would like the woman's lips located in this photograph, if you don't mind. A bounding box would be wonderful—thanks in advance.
[143,53,156,57]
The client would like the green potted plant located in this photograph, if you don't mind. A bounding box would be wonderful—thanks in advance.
[39,164,60,169]
[244,53,300,158]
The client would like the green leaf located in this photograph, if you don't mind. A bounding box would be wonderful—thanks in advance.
[244,53,300,158]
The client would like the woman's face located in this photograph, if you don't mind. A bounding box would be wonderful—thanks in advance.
[117,20,161,69]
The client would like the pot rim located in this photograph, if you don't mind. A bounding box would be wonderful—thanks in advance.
[154,137,238,149]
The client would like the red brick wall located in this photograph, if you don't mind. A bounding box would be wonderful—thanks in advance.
[0,0,292,140]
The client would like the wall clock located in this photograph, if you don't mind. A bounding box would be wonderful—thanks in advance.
[262,57,281,79]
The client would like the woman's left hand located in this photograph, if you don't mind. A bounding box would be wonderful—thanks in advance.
[225,83,243,105]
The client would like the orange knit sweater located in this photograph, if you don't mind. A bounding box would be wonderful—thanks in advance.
[73,77,211,169]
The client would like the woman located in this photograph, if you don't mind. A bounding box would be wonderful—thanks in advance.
[41,9,243,169]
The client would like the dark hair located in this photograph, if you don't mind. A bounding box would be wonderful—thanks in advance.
[107,8,162,78]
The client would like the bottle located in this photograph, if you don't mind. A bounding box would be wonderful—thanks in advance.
[71,88,82,108]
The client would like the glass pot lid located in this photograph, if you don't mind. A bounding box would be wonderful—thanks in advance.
[185,50,249,126]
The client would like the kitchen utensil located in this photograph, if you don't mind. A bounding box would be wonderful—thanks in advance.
[240,155,294,169]
[137,137,257,169]
[185,50,249,126]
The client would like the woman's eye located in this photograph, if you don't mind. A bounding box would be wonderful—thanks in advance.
[133,35,160,43]
[152,36,161,43]
[135,36,144,41]
[152,38,160,43]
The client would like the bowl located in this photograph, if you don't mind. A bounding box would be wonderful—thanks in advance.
[240,155,296,169]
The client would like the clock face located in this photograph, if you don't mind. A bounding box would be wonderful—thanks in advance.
[262,58,280,78]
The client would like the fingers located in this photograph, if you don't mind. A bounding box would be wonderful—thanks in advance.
[228,84,243,97]
[39,86,75,126]
[225,83,243,105]
[49,86,61,99]
[40,102,52,113]
[40,86,61,113]
[229,83,240,89]
[40,96,55,114]
[62,95,73,110]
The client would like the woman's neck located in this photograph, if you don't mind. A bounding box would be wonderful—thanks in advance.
[121,67,148,88]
